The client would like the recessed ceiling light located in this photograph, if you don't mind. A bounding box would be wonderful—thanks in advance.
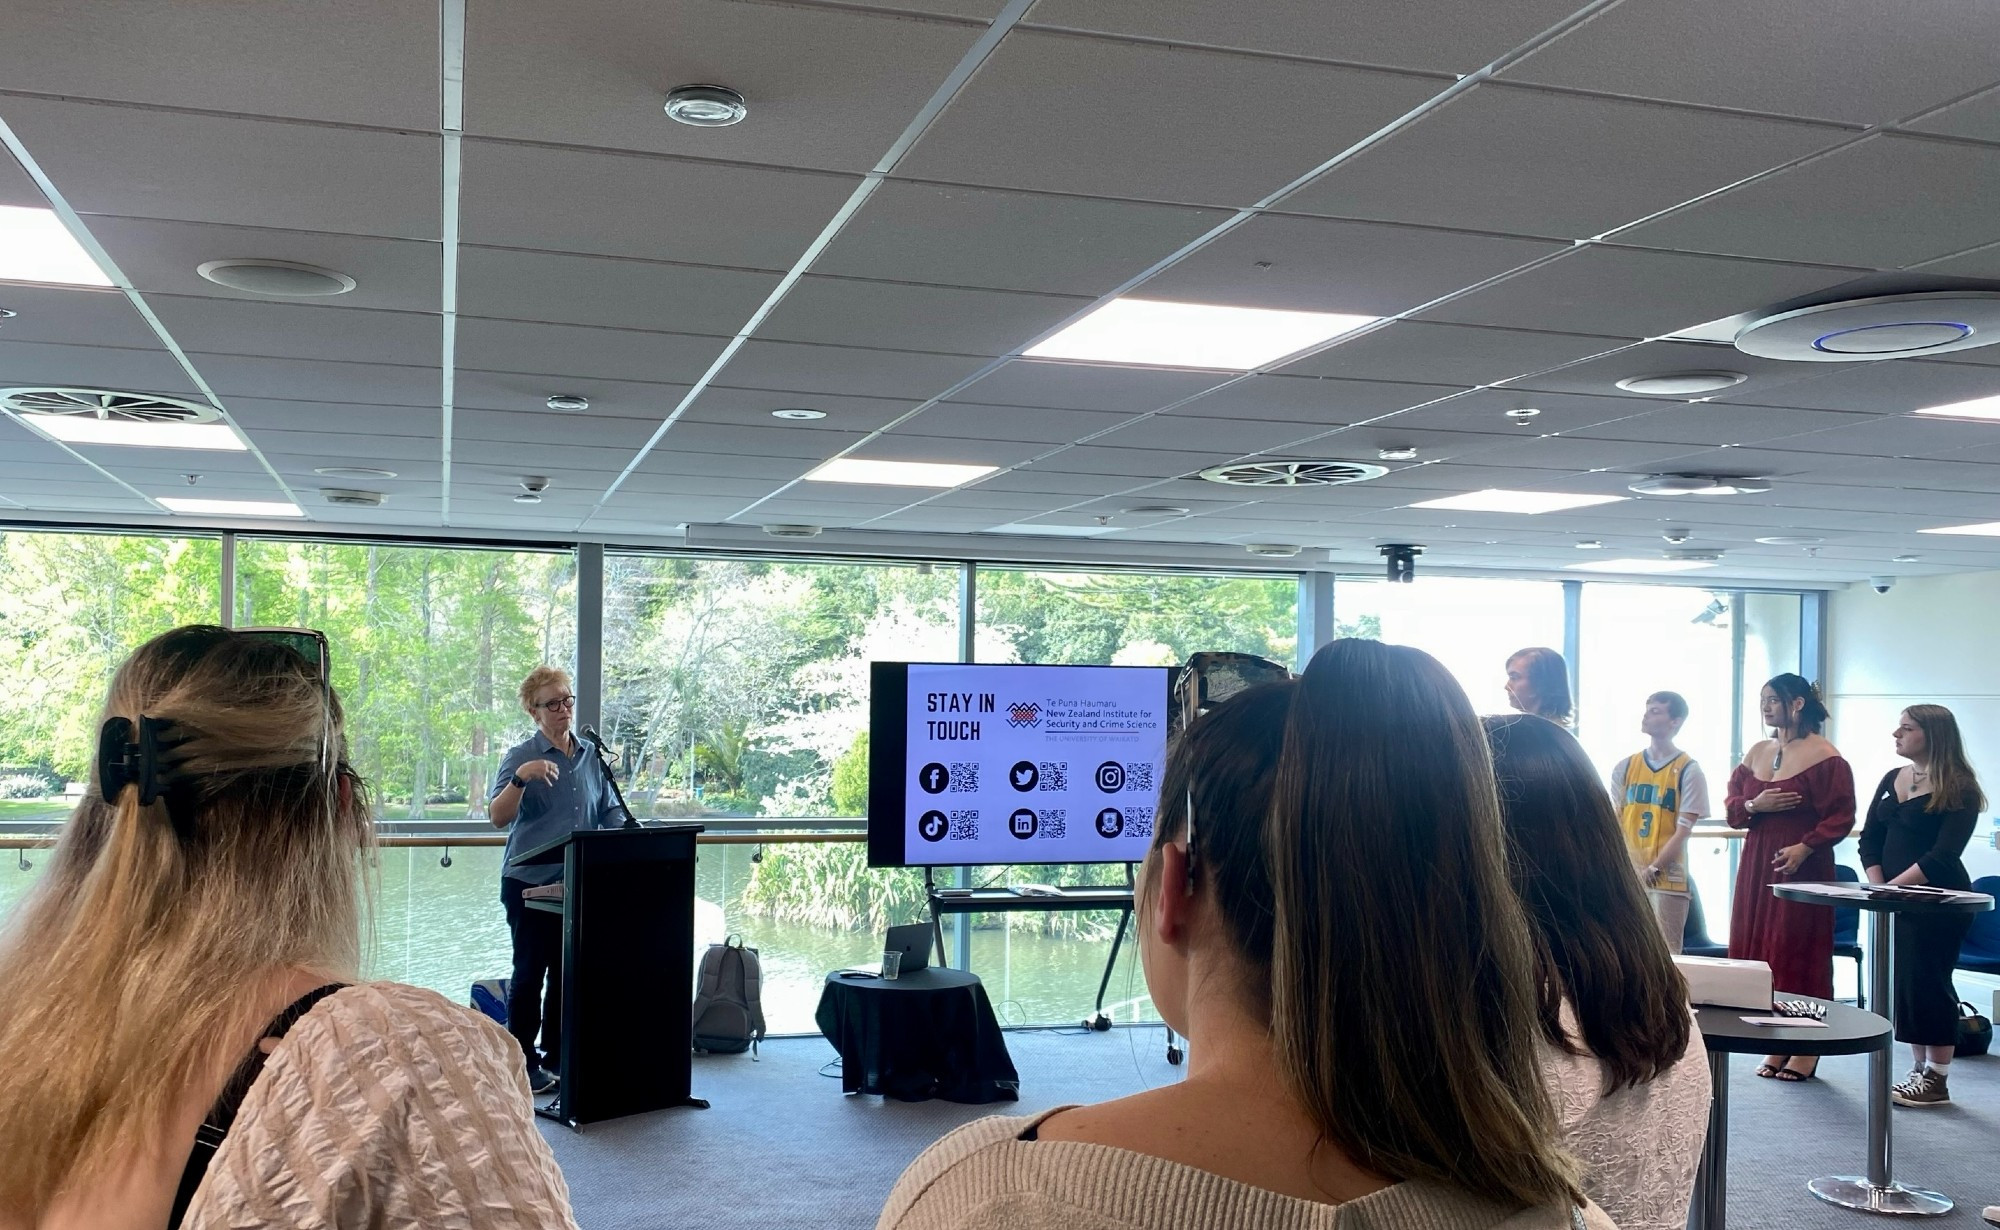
[771,408,826,421]
[545,394,590,412]
[1410,489,1625,514]
[664,84,747,127]
[1122,504,1190,516]
[1913,393,2000,422]
[804,458,998,487]
[158,497,303,518]
[1629,474,1772,496]
[762,524,823,538]
[23,416,244,450]
[320,488,384,507]
[196,259,355,297]
[1756,535,1824,546]
[1245,543,1302,557]
[1893,553,1921,562]
[1567,557,1717,573]
[1574,540,1605,550]
[0,206,113,287]
[1377,446,1420,462]
[1919,521,2000,537]
[1023,297,1377,371]
[314,466,398,480]
[1615,371,1749,396]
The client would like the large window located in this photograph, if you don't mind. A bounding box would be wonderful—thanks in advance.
[234,539,577,820]
[1335,577,1567,714]
[977,569,1297,667]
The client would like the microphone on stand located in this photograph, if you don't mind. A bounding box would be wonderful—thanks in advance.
[580,724,641,830]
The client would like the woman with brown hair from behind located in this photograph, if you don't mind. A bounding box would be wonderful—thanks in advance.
[0,625,577,1230]
[877,638,1608,1230]
[1485,713,1709,1230]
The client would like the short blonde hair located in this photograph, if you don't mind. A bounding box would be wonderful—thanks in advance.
[518,666,572,716]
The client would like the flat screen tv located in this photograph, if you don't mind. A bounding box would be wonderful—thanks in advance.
[867,661,1172,868]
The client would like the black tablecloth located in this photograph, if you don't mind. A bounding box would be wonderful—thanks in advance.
[815,968,1020,1103]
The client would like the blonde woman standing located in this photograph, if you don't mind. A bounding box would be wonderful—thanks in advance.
[0,626,577,1230]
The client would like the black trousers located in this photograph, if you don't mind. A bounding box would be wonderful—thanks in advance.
[1894,909,1972,1047]
[500,876,564,1069]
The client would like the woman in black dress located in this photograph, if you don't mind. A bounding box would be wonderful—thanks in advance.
[1859,704,1984,1108]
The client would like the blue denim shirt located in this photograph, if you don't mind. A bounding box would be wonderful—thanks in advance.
[493,730,622,886]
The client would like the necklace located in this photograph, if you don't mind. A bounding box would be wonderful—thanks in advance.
[1772,742,1784,774]
[1912,766,1930,783]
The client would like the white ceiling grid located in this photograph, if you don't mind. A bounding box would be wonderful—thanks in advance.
[0,0,1997,582]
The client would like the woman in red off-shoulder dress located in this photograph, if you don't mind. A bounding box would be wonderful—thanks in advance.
[1725,673,1856,1081]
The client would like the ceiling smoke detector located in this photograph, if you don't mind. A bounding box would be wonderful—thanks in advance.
[2,387,220,424]
[321,488,385,507]
[665,84,747,127]
[762,524,823,539]
[1198,458,1388,487]
[1615,371,1748,396]
[1735,291,2000,362]
[545,394,590,413]
[1377,445,1420,461]
[1245,543,1302,558]
[1629,474,1772,496]
[196,259,356,297]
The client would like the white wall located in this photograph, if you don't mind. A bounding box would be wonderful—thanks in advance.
[1827,571,2000,883]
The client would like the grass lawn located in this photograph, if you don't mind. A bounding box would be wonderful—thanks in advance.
[0,800,69,823]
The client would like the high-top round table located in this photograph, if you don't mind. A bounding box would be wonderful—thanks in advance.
[1692,998,1890,1230]
[1773,882,1994,1216]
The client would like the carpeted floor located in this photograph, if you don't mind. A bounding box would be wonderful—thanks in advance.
[538,1027,2000,1230]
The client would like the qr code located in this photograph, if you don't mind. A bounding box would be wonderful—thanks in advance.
[948,810,980,840]
[948,763,980,792]
[1037,761,1068,791]
[1126,806,1155,839]
[1125,763,1154,792]
[1036,809,1066,839]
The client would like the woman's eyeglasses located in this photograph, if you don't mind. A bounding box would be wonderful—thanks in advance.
[534,694,576,712]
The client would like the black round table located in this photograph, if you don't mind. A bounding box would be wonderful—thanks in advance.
[1692,997,1891,1230]
[1773,882,1993,1216]
[814,967,1020,1103]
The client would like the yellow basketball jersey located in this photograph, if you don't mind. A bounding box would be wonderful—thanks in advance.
[1619,751,1689,892]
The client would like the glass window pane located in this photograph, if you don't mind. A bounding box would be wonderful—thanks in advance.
[1333,577,1566,713]
[234,539,577,820]
[975,569,1298,666]
[1576,584,1736,802]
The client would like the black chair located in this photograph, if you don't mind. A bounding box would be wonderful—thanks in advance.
[1682,881,1730,959]
[1958,874,2000,975]
[1834,864,1865,1009]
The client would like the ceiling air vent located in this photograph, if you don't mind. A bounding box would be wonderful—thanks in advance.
[1,387,222,424]
[321,488,385,507]
[1198,459,1388,487]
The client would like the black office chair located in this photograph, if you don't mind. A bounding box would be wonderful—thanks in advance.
[1834,864,1865,1009]
[1682,881,1730,959]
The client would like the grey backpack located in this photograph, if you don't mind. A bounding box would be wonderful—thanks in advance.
[691,935,766,1057]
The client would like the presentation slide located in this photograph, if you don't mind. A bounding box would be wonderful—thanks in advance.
[868,662,1170,867]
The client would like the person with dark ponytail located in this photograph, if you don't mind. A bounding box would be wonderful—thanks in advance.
[877,641,1607,1230]
[1486,714,1708,1230]
[1724,672,1856,1082]
[1505,647,1573,725]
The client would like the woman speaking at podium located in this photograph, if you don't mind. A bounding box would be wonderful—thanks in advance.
[491,665,622,1096]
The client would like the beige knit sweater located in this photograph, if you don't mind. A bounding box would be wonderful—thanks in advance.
[181,982,580,1230]
[877,1109,1615,1230]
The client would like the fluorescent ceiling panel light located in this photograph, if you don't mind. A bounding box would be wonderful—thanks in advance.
[1024,297,1378,371]
[158,497,304,518]
[804,458,997,488]
[1919,521,2000,537]
[1566,557,1716,573]
[1410,489,1625,514]
[990,523,1111,537]
[1913,394,2000,422]
[0,206,115,287]
[24,416,245,450]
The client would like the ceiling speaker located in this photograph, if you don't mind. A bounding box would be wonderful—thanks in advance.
[1735,291,2000,361]
[197,259,356,297]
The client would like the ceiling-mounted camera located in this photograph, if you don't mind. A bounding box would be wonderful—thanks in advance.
[1379,543,1424,584]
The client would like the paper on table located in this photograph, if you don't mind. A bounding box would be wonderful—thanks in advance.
[1741,1015,1830,1027]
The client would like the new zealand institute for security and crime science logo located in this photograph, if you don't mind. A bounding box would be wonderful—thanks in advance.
[1005,701,1041,728]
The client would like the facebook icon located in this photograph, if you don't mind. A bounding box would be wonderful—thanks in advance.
[918,762,950,794]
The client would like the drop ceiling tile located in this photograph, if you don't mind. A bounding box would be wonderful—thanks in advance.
[1565,403,1869,447]
[969,468,1139,497]
[0,340,199,395]
[0,151,48,209]
[0,1,438,128]
[150,297,439,366]
[1021,0,1581,75]
[1907,85,2000,144]
[0,285,160,349]
[839,434,1044,468]
[1286,425,1526,463]
[1029,445,1223,478]
[1911,241,2000,282]
[1447,435,1725,472]
[1279,322,1628,386]
[1182,375,1452,425]
[455,439,632,470]
[1794,456,2000,495]
[948,360,1226,413]
[1280,85,1848,240]
[458,248,780,335]
[463,0,979,174]
[1419,246,1857,339]
[901,402,1131,445]
[630,450,813,481]
[817,181,1228,297]
[1617,136,2000,268]
[756,277,1089,357]
[1382,387,1645,436]
[656,422,866,459]
[718,341,988,400]
[459,142,857,268]
[612,472,779,497]
[1501,0,2000,126]
[0,98,440,239]
[454,409,661,450]
[1723,360,2000,415]
[82,217,442,314]
[1502,340,1831,405]
[194,355,439,407]
[231,399,439,438]
[685,385,916,433]
[1141,215,1562,316]
[1089,414,1324,455]
[1755,414,2000,459]
[896,31,1441,207]
[455,373,692,419]
[251,432,441,463]
[454,319,727,385]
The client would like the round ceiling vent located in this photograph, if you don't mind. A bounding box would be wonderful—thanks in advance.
[1198,459,1388,487]
[1735,292,2000,362]
[1629,474,1771,496]
[1,387,221,424]
[197,259,356,297]
[1615,371,1748,396]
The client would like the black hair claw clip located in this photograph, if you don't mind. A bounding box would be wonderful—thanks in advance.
[97,715,194,809]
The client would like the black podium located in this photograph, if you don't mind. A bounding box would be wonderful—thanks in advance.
[511,823,706,1127]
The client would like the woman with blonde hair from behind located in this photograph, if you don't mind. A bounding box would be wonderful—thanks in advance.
[0,625,577,1230]
[878,639,1609,1230]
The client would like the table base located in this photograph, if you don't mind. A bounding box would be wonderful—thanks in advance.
[1808,1176,1952,1216]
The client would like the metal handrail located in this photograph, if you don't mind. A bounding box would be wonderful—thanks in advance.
[0,824,866,850]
